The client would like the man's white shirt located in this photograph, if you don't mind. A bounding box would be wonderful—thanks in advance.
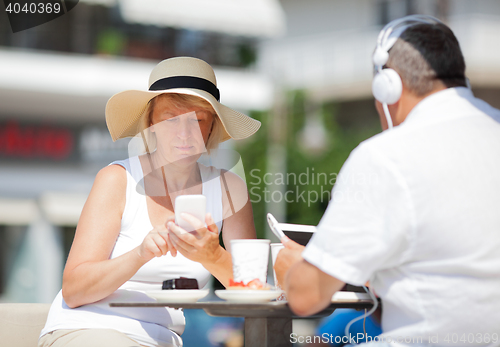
[303,87,500,345]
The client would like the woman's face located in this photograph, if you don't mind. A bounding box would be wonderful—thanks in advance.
[150,96,214,165]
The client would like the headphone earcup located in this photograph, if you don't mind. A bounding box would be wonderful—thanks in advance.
[373,47,389,67]
[372,68,403,105]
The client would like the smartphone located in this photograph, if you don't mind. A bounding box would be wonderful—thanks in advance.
[175,195,207,234]
[267,213,286,240]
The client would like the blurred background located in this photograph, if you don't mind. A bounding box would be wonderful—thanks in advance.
[1,0,500,346]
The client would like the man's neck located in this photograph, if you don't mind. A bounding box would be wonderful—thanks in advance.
[391,82,448,126]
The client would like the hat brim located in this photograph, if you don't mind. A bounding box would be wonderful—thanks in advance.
[105,88,261,142]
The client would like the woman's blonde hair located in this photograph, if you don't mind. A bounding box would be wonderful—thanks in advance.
[136,93,223,154]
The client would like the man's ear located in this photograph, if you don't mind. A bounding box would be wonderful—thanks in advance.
[390,82,411,126]
[387,100,399,116]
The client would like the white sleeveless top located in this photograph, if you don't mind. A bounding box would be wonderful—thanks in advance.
[40,156,224,347]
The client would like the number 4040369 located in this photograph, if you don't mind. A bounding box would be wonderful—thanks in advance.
[5,2,61,14]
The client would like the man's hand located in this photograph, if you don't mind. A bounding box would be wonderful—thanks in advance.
[285,259,346,316]
[274,237,305,288]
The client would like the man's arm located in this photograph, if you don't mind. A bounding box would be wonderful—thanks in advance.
[285,259,345,316]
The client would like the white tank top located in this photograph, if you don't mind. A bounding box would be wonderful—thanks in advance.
[40,156,224,347]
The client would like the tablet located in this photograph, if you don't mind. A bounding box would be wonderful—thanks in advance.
[278,223,316,246]
[279,222,365,293]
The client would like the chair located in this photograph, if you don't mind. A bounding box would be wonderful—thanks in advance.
[0,303,50,347]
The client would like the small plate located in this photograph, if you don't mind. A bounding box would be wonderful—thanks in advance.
[331,291,371,302]
[145,289,209,303]
[215,289,283,303]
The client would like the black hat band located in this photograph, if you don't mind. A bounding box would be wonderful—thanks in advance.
[149,76,220,101]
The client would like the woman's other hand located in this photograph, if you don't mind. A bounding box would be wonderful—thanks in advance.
[167,212,223,265]
[136,224,172,261]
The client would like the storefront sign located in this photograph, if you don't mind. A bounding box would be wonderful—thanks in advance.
[0,120,75,161]
[0,119,129,163]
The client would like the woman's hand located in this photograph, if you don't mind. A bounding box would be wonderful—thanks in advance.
[136,224,173,261]
[167,212,223,265]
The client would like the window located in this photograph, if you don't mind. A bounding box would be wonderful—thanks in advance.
[0,225,28,296]
[378,0,418,25]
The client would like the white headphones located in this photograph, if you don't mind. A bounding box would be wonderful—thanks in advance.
[372,15,445,129]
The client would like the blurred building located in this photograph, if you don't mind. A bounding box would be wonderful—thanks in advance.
[257,0,500,229]
[260,0,500,121]
[0,0,282,303]
[2,0,500,304]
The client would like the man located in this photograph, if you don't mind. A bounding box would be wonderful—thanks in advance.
[275,15,500,346]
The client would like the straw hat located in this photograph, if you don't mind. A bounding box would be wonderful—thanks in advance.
[105,57,261,142]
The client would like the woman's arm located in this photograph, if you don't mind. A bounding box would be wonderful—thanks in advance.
[220,170,257,251]
[62,165,170,308]
[206,170,256,286]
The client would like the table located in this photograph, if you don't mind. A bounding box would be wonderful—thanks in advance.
[110,299,374,347]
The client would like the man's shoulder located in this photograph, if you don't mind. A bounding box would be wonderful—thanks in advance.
[346,123,423,174]
[355,126,406,154]
[466,92,500,124]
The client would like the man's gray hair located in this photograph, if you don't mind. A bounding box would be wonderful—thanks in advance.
[387,38,439,96]
[386,23,467,96]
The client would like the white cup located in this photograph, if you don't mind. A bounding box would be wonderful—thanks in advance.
[230,239,270,284]
[270,243,285,287]
[271,243,287,301]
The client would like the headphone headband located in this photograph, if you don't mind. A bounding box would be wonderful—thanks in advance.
[374,15,445,68]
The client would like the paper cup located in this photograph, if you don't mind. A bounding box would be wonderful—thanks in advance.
[270,243,285,286]
[230,239,270,284]
[271,243,287,301]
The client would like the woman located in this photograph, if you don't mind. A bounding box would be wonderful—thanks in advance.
[39,57,261,347]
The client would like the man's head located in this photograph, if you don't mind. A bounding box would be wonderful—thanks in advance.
[388,23,467,96]
[373,16,467,130]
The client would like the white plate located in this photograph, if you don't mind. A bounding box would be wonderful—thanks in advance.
[145,289,209,303]
[215,289,283,303]
[331,291,371,302]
